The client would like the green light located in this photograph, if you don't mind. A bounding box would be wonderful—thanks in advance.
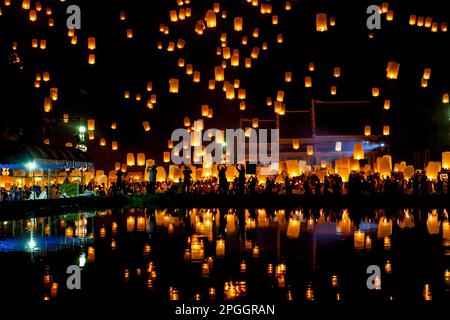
[79,126,86,133]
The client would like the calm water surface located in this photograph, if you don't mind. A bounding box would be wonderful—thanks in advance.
[0,207,449,304]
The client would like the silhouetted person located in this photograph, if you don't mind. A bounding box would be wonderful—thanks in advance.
[248,175,258,195]
[436,173,444,195]
[183,166,193,193]
[218,164,228,194]
[236,164,246,194]
[412,172,420,196]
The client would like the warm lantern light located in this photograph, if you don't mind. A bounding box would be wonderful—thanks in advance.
[383,100,391,110]
[423,68,432,80]
[292,139,300,150]
[50,88,58,101]
[234,17,243,31]
[252,118,259,128]
[43,72,50,82]
[112,141,118,151]
[316,13,328,32]
[142,121,151,132]
[305,76,312,88]
[205,10,216,28]
[442,152,450,169]
[335,141,342,152]
[333,67,341,78]
[240,101,246,110]
[383,125,390,136]
[308,62,315,71]
[386,61,400,79]
[307,145,314,156]
[63,114,69,123]
[111,122,117,130]
[29,9,37,21]
[88,37,96,50]
[372,87,380,97]
[386,10,394,21]
[251,47,260,59]
[39,40,47,50]
[193,71,201,83]
[353,143,364,160]
[331,86,337,95]
[364,126,371,136]
[285,71,292,83]
[87,119,95,131]
[100,138,106,147]
[441,22,448,32]
[126,29,133,38]
[88,54,96,65]
[421,78,428,88]
[409,15,417,25]
[137,153,146,166]
[44,97,52,112]
[443,93,449,104]
[169,78,179,93]
[164,152,171,163]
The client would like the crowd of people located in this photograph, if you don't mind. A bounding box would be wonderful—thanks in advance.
[1,164,449,203]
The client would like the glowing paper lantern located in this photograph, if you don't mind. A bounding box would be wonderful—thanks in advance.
[443,94,449,104]
[335,141,342,152]
[386,61,400,79]
[307,145,314,156]
[112,141,118,151]
[423,68,432,80]
[372,88,380,97]
[44,97,52,112]
[409,15,417,25]
[286,219,300,238]
[163,152,171,163]
[285,72,292,83]
[421,78,428,88]
[111,122,117,130]
[87,119,95,131]
[234,17,243,31]
[142,121,151,132]
[383,100,391,110]
[169,78,179,93]
[308,62,315,71]
[252,118,259,128]
[305,76,312,88]
[364,126,371,136]
[88,37,96,50]
[316,13,328,32]
[353,143,364,160]
[127,153,135,166]
[63,114,69,123]
[383,126,390,136]
[40,40,46,49]
[50,88,58,101]
[251,47,260,59]
[333,67,341,78]
[205,10,216,28]
[292,139,300,150]
[99,138,106,147]
[386,10,394,21]
[331,86,337,95]
[137,153,146,166]
[88,54,95,65]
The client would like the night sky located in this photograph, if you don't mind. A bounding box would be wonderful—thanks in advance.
[1,0,449,170]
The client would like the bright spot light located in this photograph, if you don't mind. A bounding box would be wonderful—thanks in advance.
[381,143,385,147]
[79,126,86,133]
[26,162,37,170]
[28,239,36,249]
[79,253,86,267]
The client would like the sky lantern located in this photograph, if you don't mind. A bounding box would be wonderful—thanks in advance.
[179,8,186,20]
[223,47,231,59]
[383,125,390,136]
[178,58,185,68]
[214,3,220,13]
[88,131,95,140]
[170,10,178,22]
[285,72,292,83]
[372,87,380,97]
[163,152,171,163]
[333,67,341,78]
[147,82,153,92]
[63,114,69,123]
[44,97,52,112]
[441,22,447,32]
[423,68,431,80]
[421,78,428,88]
[272,15,278,25]
[87,119,95,131]
[431,22,438,32]
[88,37,96,50]
[208,108,213,119]
[386,61,400,79]
[240,101,246,110]
[285,1,292,11]
[120,11,126,21]
[186,64,193,75]
[383,100,391,110]
[267,97,273,106]
[135,93,142,101]
[112,141,118,151]
[252,118,259,128]
[253,28,260,38]
[238,89,246,100]
[335,141,342,152]
[50,88,58,101]
[329,17,336,27]
[442,152,450,169]
[40,40,46,50]
[251,47,260,59]
[417,16,424,27]
[277,34,283,43]
[68,28,75,37]
[234,17,243,31]
[201,105,209,117]
[307,145,314,156]
[121,164,127,173]
[242,36,248,45]
[127,153,135,166]
[193,71,201,83]
[111,122,117,130]
[32,39,38,48]
[309,62,315,71]
[22,0,30,10]
[277,90,285,102]
[88,54,96,65]
[177,39,185,49]
[231,53,239,66]
[209,80,215,90]
[186,7,192,17]
[29,9,37,22]
[169,78,179,93]
[409,15,416,25]
[126,29,133,38]
[167,42,175,51]
[142,121,151,132]
[292,139,300,150]
[381,2,389,13]
[100,138,106,147]
[364,126,371,136]
[214,66,224,81]
[354,143,364,160]
[425,17,432,28]
[34,81,40,88]
[245,58,251,68]
[71,36,78,45]
[316,13,328,32]
[184,117,191,127]
[443,93,449,104]
[305,76,312,88]
[386,10,394,21]
[225,83,235,100]
[205,10,216,28]
[137,153,146,166]
[331,86,337,95]
[150,94,157,104]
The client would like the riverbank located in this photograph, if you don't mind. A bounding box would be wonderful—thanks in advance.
[0,195,129,221]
